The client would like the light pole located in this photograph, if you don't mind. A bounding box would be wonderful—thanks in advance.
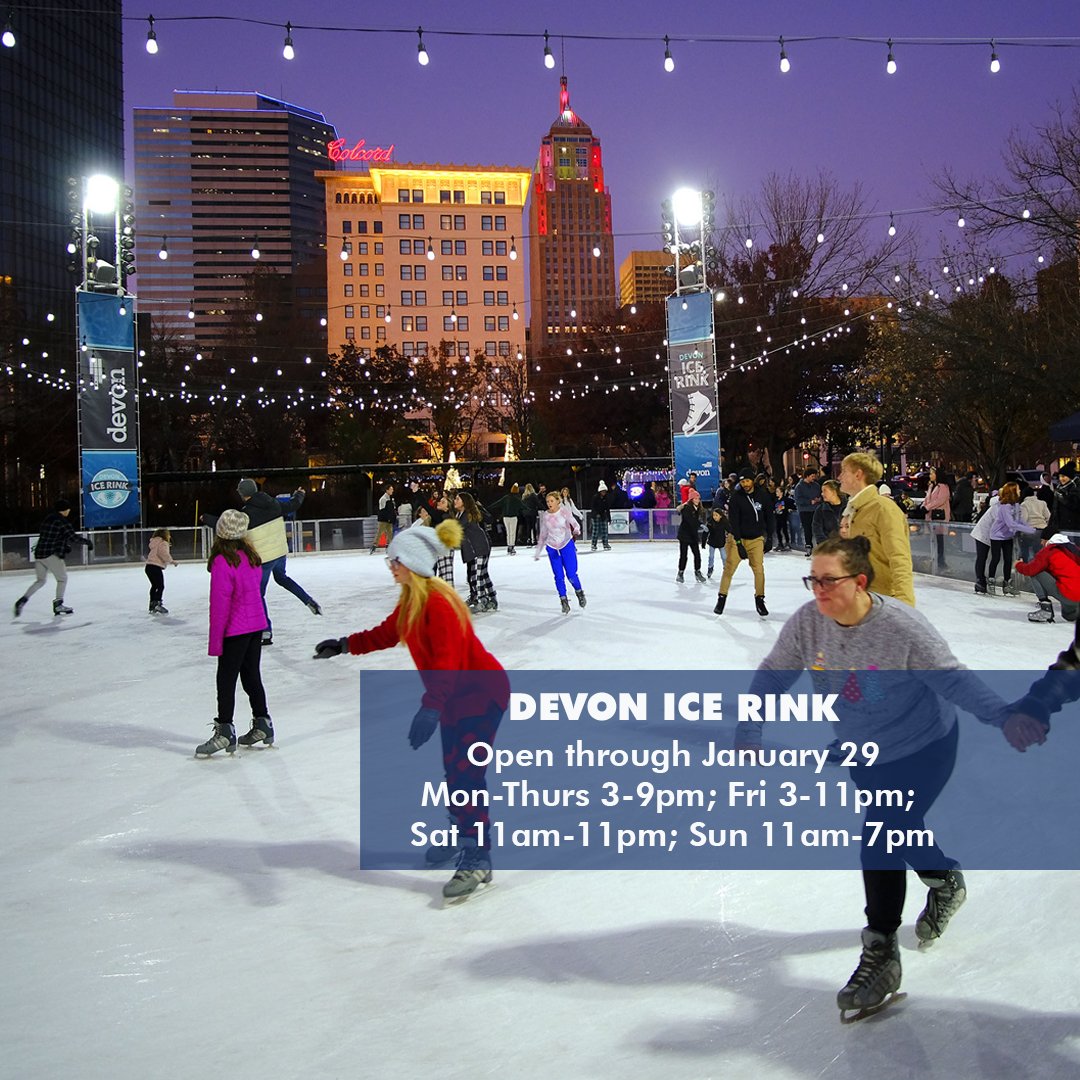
[662,187,715,295]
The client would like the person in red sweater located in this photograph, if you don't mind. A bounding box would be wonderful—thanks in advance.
[196,510,272,758]
[313,518,509,903]
[1015,532,1080,624]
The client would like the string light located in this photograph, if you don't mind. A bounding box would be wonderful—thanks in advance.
[989,40,1000,73]
[744,227,753,250]
[885,38,896,75]
[416,26,429,66]
[251,240,261,259]
[663,35,674,73]
[282,21,295,61]
[426,236,435,260]
[957,214,965,228]
[779,36,790,73]
[157,236,168,260]
[509,237,518,260]
[340,238,349,260]
[187,300,195,320]
[888,212,896,237]
[543,30,555,69]
[2,9,14,48]
[145,14,158,54]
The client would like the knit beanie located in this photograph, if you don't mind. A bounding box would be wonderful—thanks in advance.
[1048,533,1072,545]
[738,467,755,480]
[597,481,608,491]
[216,509,250,540]
[387,519,463,576]
[237,478,259,498]
[878,483,892,496]
[54,498,72,512]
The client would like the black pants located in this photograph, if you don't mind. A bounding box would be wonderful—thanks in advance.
[215,631,268,725]
[677,531,701,572]
[799,511,815,551]
[776,515,790,547]
[989,538,1014,583]
[853,723,958,936]
[145,565,164,607]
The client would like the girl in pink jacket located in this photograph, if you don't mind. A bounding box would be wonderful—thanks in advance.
[145,528,178,614]
[535,491,586,615]
[195,509,272,757]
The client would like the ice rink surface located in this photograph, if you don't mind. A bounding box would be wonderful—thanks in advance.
[3,543,1079,1080]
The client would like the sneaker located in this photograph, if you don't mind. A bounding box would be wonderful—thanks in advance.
[915,867,966,943]
[442,845,493,902]
[755,595,769,617]
[13,596,27,617]
[560,596,571,615]
[1028,601,1055,623]
[53,600,73,616]
[837,928,901,1012]
[238,716,275,747]
[576,589,587,608]
[676,571,685,583]
[195,721,236,757]
[681,390,716,436]
[306,600,322,615]
[694,570,706,583]
[713,594,727,615]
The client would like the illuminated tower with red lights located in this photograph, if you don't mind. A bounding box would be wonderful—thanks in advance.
[528,76,615,359]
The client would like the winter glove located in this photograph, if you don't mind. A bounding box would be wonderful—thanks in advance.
[736,542,748,560]
[408,706,441,750]
[313,637,349,659]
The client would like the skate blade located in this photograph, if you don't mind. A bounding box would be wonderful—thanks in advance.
[839,991,907,1024]
[442,879,495,908]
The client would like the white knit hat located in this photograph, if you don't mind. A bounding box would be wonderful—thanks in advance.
[216,509,250,540]
[387,520,462,577]
[1048,533,1072,545]
[878,483,892,496]
[597,481,608,491]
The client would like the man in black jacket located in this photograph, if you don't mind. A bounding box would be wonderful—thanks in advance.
[13,498,93,617]
[714,468,770,617]
[1044,462,1080,539]
[950,472,976,523]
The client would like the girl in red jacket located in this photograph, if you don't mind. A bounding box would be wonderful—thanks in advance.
[1016,533,1080,624]
[314,518,509,903]
[195,510,273,758]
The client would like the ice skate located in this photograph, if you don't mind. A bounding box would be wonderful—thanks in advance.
[755,596,769,617]
[442,844,493,905]
[238,716,275,747]
[53,599,73,616]
[713,594,727,615]
[576,589,587,608]
[988,580,998,596]
[837,927,901,1020]
[195,721,236,757]
[306,600,322,615]
[707,568,713,579]
[694,570,706,583]
[676,571,684,583]
[1028,600,1055,623]
[974,581,988,596]
[915,867,966,944]
[681,390,716,436]
[261,632,273,646]
[480,600,498,613]
[560,596,571,615]
[13,596,27,617]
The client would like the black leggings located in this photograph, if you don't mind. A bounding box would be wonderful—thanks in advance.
[989,538,1014,583]
[145,565,164,606]
[677,531,701,572]
[215,631,268,725]
[852,722,959,935]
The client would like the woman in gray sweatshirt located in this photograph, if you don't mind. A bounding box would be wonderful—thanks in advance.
[738,535,1032,1017]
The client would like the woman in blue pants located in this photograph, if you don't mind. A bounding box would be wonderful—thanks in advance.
[534,491,586,615]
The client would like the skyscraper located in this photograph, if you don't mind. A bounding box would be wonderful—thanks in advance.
[132,92,337,348]
[528,77,615,360]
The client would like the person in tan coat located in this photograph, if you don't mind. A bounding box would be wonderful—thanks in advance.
[839,452,916,607]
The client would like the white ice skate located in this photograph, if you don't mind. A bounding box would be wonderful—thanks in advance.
[682,391,716,436]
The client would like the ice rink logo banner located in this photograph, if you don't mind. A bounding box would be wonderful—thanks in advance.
[358,669,1080,872]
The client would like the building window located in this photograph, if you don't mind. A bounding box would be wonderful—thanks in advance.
[453,215,465,230]
[344,327,355,339]
[416,341,429,356]
[399,239,412,255]
[440,189,451,203]
[376,305,386,319]
[498,341,511,356]
[413,290,426,304]
[360,305,370,318]
[375,264,384,276]
[400,293,412,306]
[377,326,386,341]
[344,284,354,297]
[359,264,368,276]
[494,192,506,205]
[410,215,423,230]
[454,240,467,255]
[453,190,465,203]
[359,284,369,297]
[412,189,423,203]
[442,290,454,306]
[455,266,467,280]
[495,240,507,256]
[398,189,410,202]
[360,326,371,340]
[440,214,452,230]
[484,290,495,306]
[402,341,415,356]
[374,243,383,254]
[443,316,455,332]
[400,266,413,280]
[497,291,508,306]
[344,305,354,318]
[457,342,470,357]
[484,316,496,331]
[498,316,509,331]
[401,316,414,332]
[373,222,383,234]
[457,316,469,330]
[343,264,353,276]
[485,340,496,354]
[480,191,492,204]
[441,266,454,280]
[415,316,428,331]
[412,239,425,255]
[495,215,506,231]
[357,221,368,234]
[376,285,386,297]
[440,239,453,255]
[358,242,369,255]
[456,290,468,307]
[399,213,411,229]
[482,241,493,256]
[483,266,494,281]
[481,215,493,231]
[413,265,425,280]
[342,220,352,234]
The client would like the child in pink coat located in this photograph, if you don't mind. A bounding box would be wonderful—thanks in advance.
[195,509,273,757]
[145,528,178,614]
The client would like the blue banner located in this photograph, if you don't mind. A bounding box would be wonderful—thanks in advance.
[359,669,1080,871]
[81,449,140,526]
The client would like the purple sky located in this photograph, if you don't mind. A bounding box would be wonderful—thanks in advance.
[122,1,1080,274]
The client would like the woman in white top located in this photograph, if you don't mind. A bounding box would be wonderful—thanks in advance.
[535,491,585,615]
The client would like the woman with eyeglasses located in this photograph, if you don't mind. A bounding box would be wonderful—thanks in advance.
[313,518,509,904]
[737,534,1036,1018]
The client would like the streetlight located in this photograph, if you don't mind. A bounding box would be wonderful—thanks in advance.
[672,187,702,228]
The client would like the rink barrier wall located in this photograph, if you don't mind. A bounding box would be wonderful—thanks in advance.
[0,514,1071,597]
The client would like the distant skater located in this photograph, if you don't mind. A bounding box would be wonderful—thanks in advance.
[13,498,93,617]
[145,528,178,614]
[535,490,585,614]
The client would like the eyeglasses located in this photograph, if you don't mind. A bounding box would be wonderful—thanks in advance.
[386,556,402,567]
[803,574,858,592]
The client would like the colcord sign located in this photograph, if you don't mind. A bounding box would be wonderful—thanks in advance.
[327,138,395,163]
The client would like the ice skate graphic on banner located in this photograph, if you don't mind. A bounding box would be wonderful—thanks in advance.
[667,292,721,499]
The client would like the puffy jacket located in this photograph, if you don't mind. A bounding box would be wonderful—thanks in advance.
[457,513,490,561]
[590,492,612,523]
[843,485,915,607]
[1016,543,1080,602]
[923,482,951,522]
[146,536,177,568]
[241,491,297,563]
[1046,480,1080,538]
[207,551,268,656]
[1021,495,1051,531]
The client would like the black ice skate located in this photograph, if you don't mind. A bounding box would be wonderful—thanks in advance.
[694,570,706,583]
[442,845,493,905]
[713,594,727,615]
[1028,601,1055,623]
[53,599,73,616]
[306,600,322,615]
[195,721,237,757]
[676,571,685,583]
[755,596,769,617]
[13,596,27,617]
[560,596,571,615]
[238,716,275,748]
[837,927,901,1020]
[576,589,587,608]
[915,867,966,944]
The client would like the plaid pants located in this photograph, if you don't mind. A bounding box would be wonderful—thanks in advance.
[466,556,497,607]
[434,554,454,584]
[590,518,610,548]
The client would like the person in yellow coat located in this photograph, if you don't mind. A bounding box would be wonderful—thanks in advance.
[838,452,915,607]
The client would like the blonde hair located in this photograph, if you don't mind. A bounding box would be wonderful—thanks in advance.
[395,571,470,639]
[822,479,842,498]
[842,452,884,486]
[152,527,172,542]
[999,482,1021,505]
[545,490,563,506]
[523,483,536,496]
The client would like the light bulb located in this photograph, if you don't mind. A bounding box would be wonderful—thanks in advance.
[745,235,753,250]
[886,39,896,75]
[543,30,555,69]
[426,237,434,260]
[990,42,1000,73]
[157,237,168,260]
[888,213,896,237]
[251,244,260,259]
[2,15,14,48]
[417,26,428,66]
[145,14,158,54]
[779,37,789,73]
[663,36,674,73]
[592,244,601,257]
[340,239,348,261]
[957,215,965,228]
[509,238,518,260]
[188,302,195,320]
[282,22,294,61]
